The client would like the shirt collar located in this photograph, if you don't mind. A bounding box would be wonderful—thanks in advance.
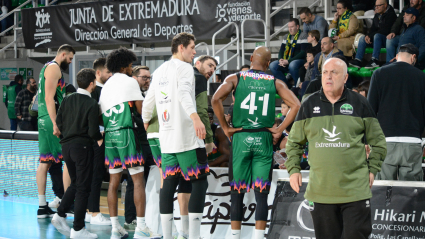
[77,88,91,97]
[96,81,104,87]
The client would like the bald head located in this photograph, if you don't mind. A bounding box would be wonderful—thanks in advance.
[323,58,347,76]
[322,58,348,97]
[251,46,271,67]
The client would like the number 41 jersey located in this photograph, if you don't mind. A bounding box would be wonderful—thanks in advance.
[233,70,276,129]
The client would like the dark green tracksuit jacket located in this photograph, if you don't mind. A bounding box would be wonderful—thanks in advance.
[194,67,213,144]
[285,88,387,204]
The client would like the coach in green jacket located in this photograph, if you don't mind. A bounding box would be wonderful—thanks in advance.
[285,58,387,239]
[194,55,217,154]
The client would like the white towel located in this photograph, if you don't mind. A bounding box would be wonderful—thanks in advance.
[99,73,144,114]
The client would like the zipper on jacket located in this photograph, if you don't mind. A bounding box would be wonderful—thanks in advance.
[332,103,334,124]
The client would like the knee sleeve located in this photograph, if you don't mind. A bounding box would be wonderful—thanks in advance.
[178,177,192,194]
[160,179,179,214]
[254,191,268,221]
[188,177,208,213]
[230,193,245,221]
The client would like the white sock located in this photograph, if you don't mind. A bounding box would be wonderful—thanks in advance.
[110,217,120,229]
[160,214,173,239]
[181,215,189,235]
[137,217,146,229]
[231,229,241,239]
[188,213,203,239]
[254,229,265,239]
[38,195,47,206]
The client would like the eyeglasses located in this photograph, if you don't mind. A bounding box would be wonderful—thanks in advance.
[375,4,384,7]
[136,76,151,81]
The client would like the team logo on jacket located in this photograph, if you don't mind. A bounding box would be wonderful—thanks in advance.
[340,103,353,114]
[247,117,260,127]
[162,110,170,122]
[316,125,350,148]
[313,106,320,113]
[323,126,341,142]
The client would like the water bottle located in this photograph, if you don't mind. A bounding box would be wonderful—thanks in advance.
[121,180,127,204]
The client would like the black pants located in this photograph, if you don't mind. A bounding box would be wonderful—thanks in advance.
[49,161,64,199]
[310,199,372,239]
[18,120,37,131]
[87,140,106,212]
[57,143,94,231]
[124,144,155,223]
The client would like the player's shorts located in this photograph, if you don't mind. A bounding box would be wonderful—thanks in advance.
[162,148,210,181]
[148,138,162,167]
[104,128,144,171]
[230,131,273,194]
[38,115,62,164]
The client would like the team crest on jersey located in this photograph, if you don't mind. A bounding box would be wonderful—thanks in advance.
[340,104,353,114]
[162,110,170,122]
[313,106,320,113]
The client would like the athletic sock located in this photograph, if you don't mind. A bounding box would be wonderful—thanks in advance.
[110,217,120,229]
[38,195,47,206]
[181,215,189,235]
[254,229,265,239]
[160,214,173,239]
[231,229,241,239]
[188,213,203,239]
[137,217,146,229]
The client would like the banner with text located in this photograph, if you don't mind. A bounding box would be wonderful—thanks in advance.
[267,180,425,239]
[22,0,265,49]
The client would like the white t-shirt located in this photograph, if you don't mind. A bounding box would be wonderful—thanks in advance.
[142,58,205,153]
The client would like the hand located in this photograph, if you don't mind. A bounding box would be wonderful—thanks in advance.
[32,95,36,102]
[282,60,289,66]
[144,123,149,131]
[332,36,339,41]
[299,82,303,89]
[334,12,339,21]
[222,126,242,142]
[304,62,309,69]
[389,57,396,63]
[365,36,371,44]
[369,172,375,188]
[365,145,371,159]
[387,33,395,40]
[268,127,282,144]
[17,115,22,120]
[53,124,61,138]
[205,142,216,155]
[193,117,206,140]
[289,173,302,193]
[279,164,287,169]
[279,59,285,66]
[97,139,103,147]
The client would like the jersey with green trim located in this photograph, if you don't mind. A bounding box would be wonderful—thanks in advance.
[103,102,134,132]
[38,61,66,118]
[232,70,276,129]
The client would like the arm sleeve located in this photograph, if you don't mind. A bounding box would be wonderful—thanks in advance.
[377,11,397,36]
[278,42,285,60]
[317,18,329,40]
[362,101,387,175]
[391,10,404,34]
[14,91,22,116]
[56,99,64,133]
[367,71,379,114]
[141,78,156,123]
[196,92,213,143]
[417,28,425,63]
[177,64,197,117]
[339,15,359,38]
[284,104,307,175]
[368,16,378,38]
[88,102,102,141]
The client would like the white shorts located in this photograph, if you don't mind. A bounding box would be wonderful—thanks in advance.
[109,166,144,175]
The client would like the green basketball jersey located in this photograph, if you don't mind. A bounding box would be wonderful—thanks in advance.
[103,102,134,132]
[6,84,17,119]
[38,61,66,118]
[233,70,276,129]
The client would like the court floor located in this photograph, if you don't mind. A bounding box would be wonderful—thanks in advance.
[0,193,129,239]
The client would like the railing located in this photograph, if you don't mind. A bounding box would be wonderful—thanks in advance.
[212,22,240,82]
[195,42,209,56]
[241,19,267,65]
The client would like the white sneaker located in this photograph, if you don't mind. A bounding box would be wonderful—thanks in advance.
[177,233,188,239]
[111,226,129,239]
[70,228,98,238]
[85,213,92,222]
[51,213,71,236]
[48,196,61,208]
[134,226,162,238]
[90,213,112,226]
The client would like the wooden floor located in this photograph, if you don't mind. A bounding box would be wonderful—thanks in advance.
[99,195,125,216]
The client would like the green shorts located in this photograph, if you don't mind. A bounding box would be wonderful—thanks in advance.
[162,148,210,181]
[104,128,143,170]
[148,138,162,167]
[38,115,62,163]
[230,131,273,194]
